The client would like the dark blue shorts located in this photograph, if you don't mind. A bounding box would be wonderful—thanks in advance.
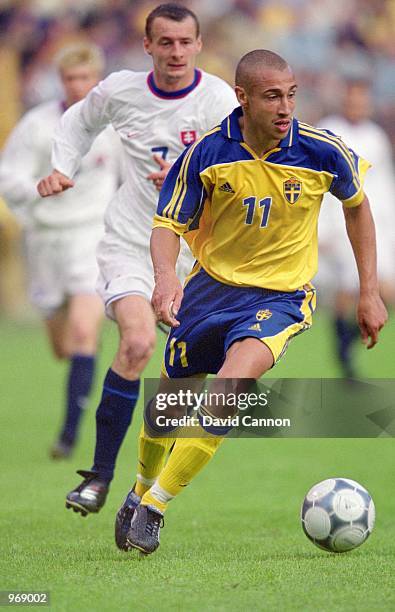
[163,265,316,377]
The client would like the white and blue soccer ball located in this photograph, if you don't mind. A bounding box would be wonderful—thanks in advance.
[301,478,375,553]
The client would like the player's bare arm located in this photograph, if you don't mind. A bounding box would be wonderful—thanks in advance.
[150,227,183,327]
[343,195,388,348]
[146,154,172,191]
[37,169,74,197]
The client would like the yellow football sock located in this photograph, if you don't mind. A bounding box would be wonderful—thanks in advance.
[135,424,175,498]
[141,431,224,513]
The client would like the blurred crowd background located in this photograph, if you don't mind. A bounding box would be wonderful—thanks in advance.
[1,0,394,133]
[0,0,394,316]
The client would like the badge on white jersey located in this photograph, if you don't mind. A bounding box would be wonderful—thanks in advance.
[180,130,197,146]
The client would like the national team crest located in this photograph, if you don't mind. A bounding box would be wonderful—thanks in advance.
[180,130,197,146]
[256,309,272,321]
[283,177,302,204]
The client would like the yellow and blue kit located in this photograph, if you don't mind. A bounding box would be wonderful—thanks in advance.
[154,106,369,375]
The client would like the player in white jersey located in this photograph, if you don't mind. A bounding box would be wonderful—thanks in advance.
[37,4,237,515]
[0,43,121,458]
[315,79,395,378]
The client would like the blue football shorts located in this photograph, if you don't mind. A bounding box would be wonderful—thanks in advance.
[163,265,316,377]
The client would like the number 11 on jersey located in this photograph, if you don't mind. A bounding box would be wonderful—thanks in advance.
[243,196,272,228]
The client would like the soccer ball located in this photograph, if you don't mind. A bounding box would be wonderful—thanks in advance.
[301,478,375,553]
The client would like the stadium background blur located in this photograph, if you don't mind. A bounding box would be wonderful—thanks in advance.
[1,0,395,319]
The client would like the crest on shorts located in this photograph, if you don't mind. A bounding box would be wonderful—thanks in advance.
[180,130,197,146]
[256,309,272,321]
[283,177,302,204]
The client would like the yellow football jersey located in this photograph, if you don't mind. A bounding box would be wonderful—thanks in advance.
[154,107,369,291]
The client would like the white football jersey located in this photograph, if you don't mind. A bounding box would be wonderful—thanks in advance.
[52,69,238,244]
[316,115,395,289]
[0,100,122,228]
[318,115,395,233]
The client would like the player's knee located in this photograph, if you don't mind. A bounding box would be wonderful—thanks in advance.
[132,331,156,360]
[119,331,156,370]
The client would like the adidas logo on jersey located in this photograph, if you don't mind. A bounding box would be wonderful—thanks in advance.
[219,182,235,193]
[248,323,262,332]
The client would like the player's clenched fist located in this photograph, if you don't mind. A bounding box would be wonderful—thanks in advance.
[146,154,172,191]
[151,270,183,328]
[37,169,74,197]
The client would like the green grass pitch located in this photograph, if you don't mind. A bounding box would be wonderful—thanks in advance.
[1,313,394,611]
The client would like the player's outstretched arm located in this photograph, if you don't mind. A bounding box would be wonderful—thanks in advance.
[37,169,74,197]
[150,227,183,327]
[343,195,388,348]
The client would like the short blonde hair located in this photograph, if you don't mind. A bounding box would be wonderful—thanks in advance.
[54,42,105,75]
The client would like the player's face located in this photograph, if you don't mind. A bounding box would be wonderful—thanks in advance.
[236,67,297,146]
[60,64,100,106]
[144,16,202,88]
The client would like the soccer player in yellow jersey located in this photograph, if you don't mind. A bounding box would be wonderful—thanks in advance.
[117,50,387,554]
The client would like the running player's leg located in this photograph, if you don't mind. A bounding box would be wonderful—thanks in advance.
[66,294,156,515]
[114,420,175,550]
[115,374,205,550]
[45,306,71,458]
[92,295,156,480]
[333,289,360,379]
[45,305,69,360]
[134,337,273,503]
[316,212,359,379]
[141,338,273,509]
[50,294,103,458]
[127,339,274,554]
[25,230,78,458]
[65,223,162,515]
